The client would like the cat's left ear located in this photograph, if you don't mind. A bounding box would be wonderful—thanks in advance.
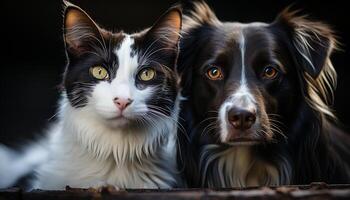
[145,6,182,51]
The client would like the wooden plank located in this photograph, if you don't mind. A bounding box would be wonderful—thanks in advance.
[1,183,350,200]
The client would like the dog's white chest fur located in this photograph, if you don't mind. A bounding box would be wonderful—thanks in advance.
[201,145,288,187]
[31,97,179,190]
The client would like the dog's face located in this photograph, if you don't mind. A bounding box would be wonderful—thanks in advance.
[181,4,336,145]
[191,23,297,144]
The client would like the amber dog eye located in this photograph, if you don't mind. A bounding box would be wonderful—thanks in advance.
[206,66,223,80]
[262,66,279,80]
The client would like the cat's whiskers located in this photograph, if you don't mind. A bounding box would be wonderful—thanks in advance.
[139,30,179,66]
[156,97,177,107]
[141,47,177,66]
[84,50,106,60]
[139,37,164,65]
[48,111,61,122]
[147,106,186,139]
[66,85,94,107]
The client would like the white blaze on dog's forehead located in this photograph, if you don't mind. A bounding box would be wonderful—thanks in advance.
[239,31,247,85]
[232,30,256,109]
[231,84,256,111]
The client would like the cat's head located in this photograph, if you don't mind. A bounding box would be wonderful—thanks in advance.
[62,1,182,129]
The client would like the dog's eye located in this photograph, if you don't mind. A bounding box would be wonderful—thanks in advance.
[138,68,156,81]
[262,66,279,80]
[206,66,223,80]
[90,66,109,80]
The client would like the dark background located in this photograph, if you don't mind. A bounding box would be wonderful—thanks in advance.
[1,0,349,146]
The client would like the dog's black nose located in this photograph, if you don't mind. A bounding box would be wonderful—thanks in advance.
[228,107,256,130]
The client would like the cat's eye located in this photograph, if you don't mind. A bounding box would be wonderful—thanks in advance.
[90,66,109,80]
[262,66,279,80]
[138,68,156,81]
[206,65,223,80]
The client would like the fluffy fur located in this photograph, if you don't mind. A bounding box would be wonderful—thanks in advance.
[178,1,350,187]
[0,1,183,189]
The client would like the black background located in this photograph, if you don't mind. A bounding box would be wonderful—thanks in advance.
[1,0,349,146]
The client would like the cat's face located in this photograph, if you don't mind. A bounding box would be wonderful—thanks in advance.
[63,3,181,129]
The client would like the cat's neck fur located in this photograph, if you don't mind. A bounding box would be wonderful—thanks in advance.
[33,94,181,189]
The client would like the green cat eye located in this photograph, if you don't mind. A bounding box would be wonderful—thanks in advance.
[90,66,109,80]
[138,68,156,81]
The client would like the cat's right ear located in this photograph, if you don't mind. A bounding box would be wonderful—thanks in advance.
[63,1,103,58]
[145,6,182,51]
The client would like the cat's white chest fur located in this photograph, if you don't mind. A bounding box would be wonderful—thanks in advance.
[31,97,179,190]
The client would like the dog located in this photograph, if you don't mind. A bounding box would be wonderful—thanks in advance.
[177,1,350,187]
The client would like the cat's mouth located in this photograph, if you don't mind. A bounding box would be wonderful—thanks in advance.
[108,115,130,121]
[107,113,149,128]
[106,115,134,127]
[110,115,126,120]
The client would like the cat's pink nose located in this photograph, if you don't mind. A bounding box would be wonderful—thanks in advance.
[113,98,133,111]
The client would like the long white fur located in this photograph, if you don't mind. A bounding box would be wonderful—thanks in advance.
[0,34,181,190]
[0,143,49,188]
[201,145,283,187]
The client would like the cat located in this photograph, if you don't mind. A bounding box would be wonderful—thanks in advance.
[0,1,182,189]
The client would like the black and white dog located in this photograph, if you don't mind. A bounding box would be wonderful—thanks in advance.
[178,1,350,187]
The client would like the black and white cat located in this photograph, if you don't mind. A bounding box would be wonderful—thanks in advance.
[0,1,182,189]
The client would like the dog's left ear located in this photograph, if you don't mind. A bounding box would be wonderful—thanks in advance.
[273,9,337,78]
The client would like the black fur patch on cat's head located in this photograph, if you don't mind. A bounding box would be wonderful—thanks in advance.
[62,1,123,107]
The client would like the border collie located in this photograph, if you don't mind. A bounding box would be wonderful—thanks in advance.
[178,1,350,187]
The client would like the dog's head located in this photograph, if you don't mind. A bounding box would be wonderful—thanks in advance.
[179,2,337,145]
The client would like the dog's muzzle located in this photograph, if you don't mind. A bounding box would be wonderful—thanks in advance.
[219,85,263,144]
[227,107,256,131]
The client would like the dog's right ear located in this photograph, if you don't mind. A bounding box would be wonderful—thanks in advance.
[273,8,337,78]
[272,8,338,118]
[63,1,104,58]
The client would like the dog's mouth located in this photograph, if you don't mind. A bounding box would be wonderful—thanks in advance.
[220,120,272,146]
[225,137,264,146]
